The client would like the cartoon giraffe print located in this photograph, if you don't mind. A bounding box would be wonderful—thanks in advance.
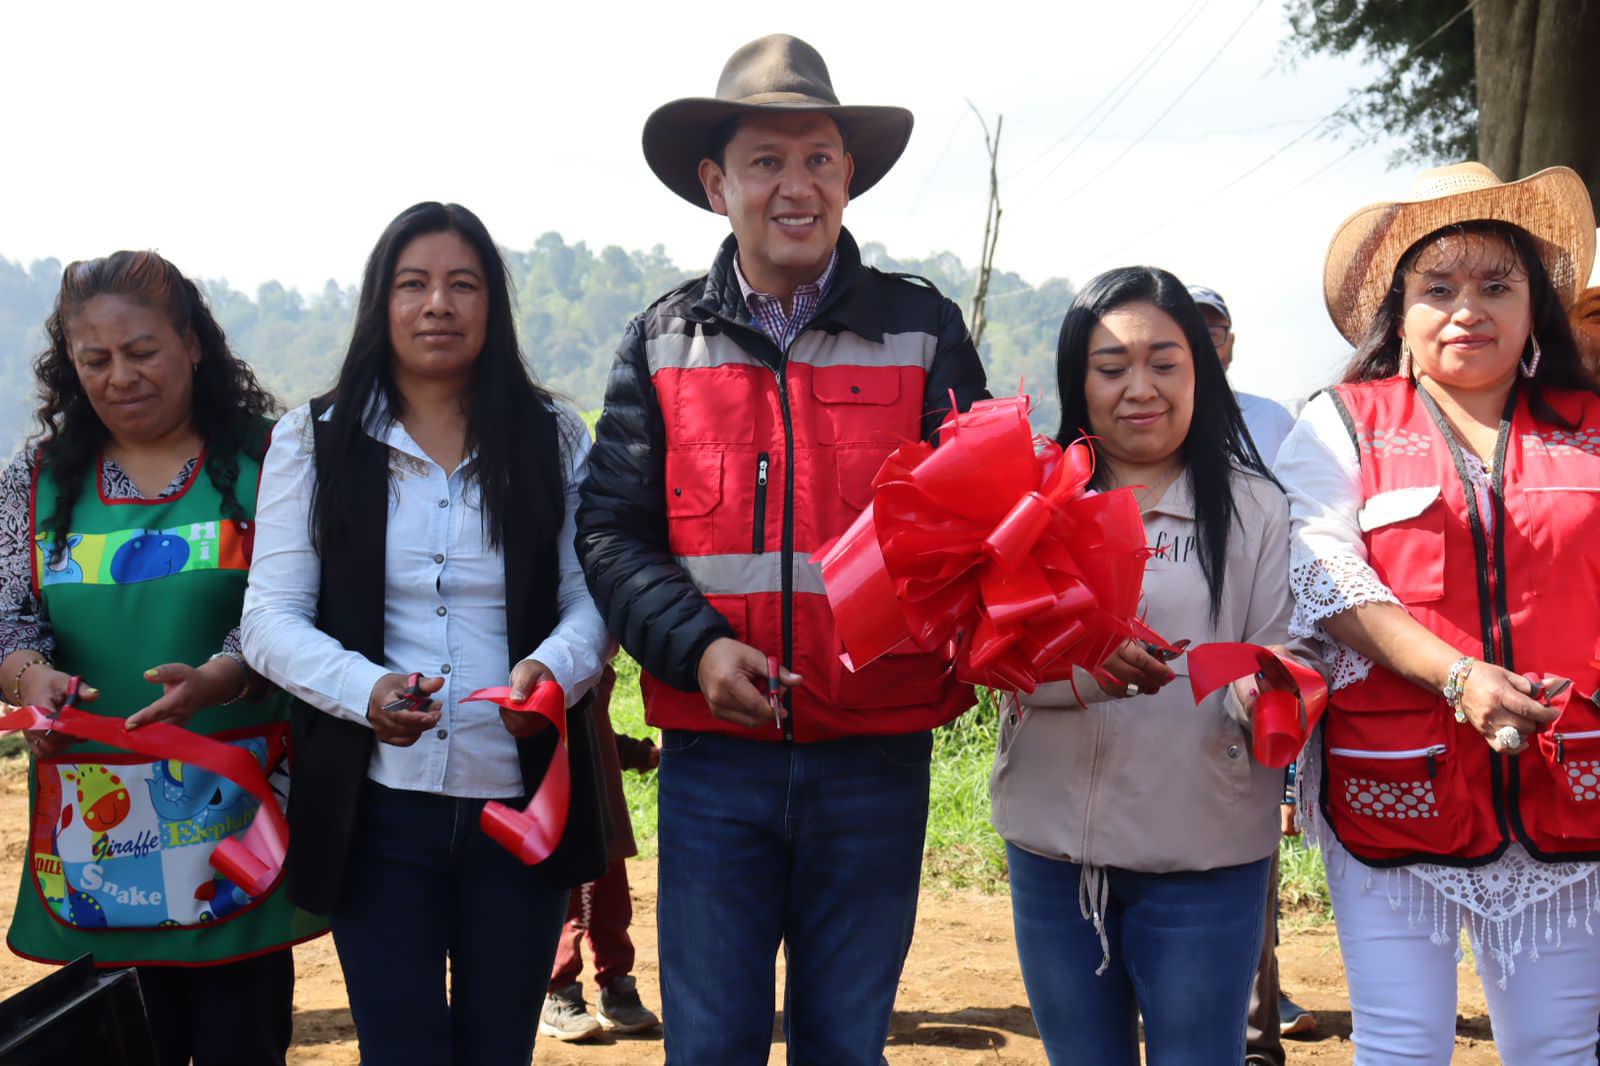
[62,764,132,859]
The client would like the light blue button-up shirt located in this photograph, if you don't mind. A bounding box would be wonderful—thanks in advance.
[242,398,609,798]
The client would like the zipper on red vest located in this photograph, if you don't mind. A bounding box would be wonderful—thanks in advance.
[753,453,770,554]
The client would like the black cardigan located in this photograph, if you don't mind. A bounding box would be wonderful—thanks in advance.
[284,399,611,916]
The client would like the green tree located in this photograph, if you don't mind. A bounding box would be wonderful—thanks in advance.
[1287,0,1600,208]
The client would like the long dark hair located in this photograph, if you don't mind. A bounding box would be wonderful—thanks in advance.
[32,252,278,554]
[1342,221,1593,425]
[310,201,565,552]
[1055,266,1272,622]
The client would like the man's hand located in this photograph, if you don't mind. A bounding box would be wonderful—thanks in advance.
[502,659,557,739]
[1280,803,1300,838]
[366,673,444,746]
[696,638,802,728]
[1095,640,1177,699]
[126,659,246,730]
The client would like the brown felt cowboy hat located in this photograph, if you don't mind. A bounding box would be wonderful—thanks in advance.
[642,34,914,211]
[1324,162,1597,344]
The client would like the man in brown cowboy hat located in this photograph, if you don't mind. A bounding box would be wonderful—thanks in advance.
[578,32,988,1064]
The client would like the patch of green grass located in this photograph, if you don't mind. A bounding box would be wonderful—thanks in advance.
[603,654,1332,917]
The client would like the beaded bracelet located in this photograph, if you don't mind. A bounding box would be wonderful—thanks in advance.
[10,655,49,705]
[1443,656,1475,723]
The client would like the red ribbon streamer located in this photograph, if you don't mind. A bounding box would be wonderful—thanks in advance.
[0,699,287,897]
[461,681,568,865]
[1187,644,1328,768]
[814,395,1165,692]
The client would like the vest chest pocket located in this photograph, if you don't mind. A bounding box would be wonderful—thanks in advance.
[809,367,908,445]
[665,451,725,556]
[1360,485,1446,604]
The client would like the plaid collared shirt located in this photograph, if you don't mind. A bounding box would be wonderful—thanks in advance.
[733,249,838,352]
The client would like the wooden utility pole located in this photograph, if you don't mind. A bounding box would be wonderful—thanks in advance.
[967,102,1004,350]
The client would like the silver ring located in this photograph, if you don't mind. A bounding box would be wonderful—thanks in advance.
[1126,683,1141,696]
[1494,725,1525,751]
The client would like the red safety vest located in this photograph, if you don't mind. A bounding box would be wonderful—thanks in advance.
[643,320,971,741]
[1322,377,1600,864]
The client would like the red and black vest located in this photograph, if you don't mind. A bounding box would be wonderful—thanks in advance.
[1322,377,1600,865]
[640,245,974,742]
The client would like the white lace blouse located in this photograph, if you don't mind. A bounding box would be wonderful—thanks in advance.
[1275,392,1599,981]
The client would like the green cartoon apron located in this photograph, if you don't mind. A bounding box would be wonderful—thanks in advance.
[8,445,326,966]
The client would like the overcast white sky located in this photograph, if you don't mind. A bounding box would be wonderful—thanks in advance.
[4,0,1592,407]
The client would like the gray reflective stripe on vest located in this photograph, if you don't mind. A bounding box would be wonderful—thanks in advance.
[676,553,828,597]
[646,326,937,373]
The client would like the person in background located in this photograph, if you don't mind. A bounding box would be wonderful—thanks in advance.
[1276,162,1599,1063]
[992,266,1297,1065]
[1186,284,1317,1059]
[577,34,988,1064]
[1187,286,1295,464]
[1572,285,1600,374]
[242,201,612,1065]
[541,663,662,1042]
[1,251,324,1066]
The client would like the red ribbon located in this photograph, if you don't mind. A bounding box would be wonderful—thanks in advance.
[814,395,1163,692]
[0,699,287,897]
[461,681,568,865]
[1187,644,1328,768]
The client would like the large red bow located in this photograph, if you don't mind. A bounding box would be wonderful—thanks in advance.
[0,693,287,897]
[1187,644,1327,768]
[462,681,568,865]
[814,395,1160,692]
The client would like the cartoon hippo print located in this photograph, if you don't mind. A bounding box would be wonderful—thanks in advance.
[110,531,190,584]
[39,534,83,586]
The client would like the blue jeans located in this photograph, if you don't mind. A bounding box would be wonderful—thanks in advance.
[1006,844,1271,1066]
[330,781,570,1066]
[657,729,933,1065]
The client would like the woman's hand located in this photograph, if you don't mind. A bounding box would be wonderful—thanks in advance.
[1456,662,1558,752]
[501,659,556,739]
[19,666,94,760]
[1095,640,1177,699]
[366,673,443,746]
[126,658,247,730]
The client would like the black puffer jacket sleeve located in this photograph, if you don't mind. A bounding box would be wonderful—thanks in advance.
[920,296,991,442]
[577,315,734,692]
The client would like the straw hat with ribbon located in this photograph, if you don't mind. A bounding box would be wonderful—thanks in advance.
[1324,162,1597,345]
[642,34,914,211]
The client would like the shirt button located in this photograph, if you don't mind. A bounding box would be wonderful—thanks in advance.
[436,729,449,740]
[433,553,445,564]
[437,498,449,509]
[1226,744,1241,760]
[440,664,451,675]
[436,605,448,617]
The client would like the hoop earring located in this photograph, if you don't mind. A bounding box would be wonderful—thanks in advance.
[1520,335,1542,379]
[1398,339,1413,380]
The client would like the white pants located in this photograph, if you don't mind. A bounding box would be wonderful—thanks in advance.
[1328,851,1600,1064]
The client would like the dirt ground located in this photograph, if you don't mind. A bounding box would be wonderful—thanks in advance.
[0,759,1499,1064]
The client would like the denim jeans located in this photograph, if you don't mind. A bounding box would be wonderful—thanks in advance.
[656,729,933,1066]
[1006,843,1271,1066]
[330,781,570,1066]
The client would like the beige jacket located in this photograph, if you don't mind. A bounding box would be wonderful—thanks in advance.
[989,468,1291,873]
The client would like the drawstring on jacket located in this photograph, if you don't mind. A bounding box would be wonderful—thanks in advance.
[1077,704,1112,975]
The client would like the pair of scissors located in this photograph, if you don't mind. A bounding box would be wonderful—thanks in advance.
[1143,638,1191,664]
[380,672,430,714]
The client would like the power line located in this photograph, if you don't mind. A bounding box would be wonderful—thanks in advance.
[1006,0,1211,190]
[1071,0,1479,270]
[1054,0,1269,204]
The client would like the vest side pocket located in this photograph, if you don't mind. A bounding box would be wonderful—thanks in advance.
[1527,704,1600,846]
[1324,706,1471,856]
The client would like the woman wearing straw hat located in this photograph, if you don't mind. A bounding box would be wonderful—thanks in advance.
[1274,163,1600,1063]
